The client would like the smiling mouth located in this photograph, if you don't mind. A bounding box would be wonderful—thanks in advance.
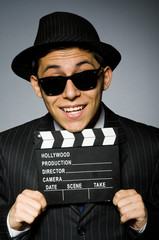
[61,105,86,114]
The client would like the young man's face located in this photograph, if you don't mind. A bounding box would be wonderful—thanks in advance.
[31,47,112,132]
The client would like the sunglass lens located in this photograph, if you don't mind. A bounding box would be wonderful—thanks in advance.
[41,78,66,96]
[73,70,98,90]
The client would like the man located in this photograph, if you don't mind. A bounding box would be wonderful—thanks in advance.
[0,12,159,240]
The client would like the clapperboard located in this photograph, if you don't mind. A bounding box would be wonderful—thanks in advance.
[34,128,121,205]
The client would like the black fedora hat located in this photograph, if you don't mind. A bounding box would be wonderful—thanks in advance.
[12,12,121,81]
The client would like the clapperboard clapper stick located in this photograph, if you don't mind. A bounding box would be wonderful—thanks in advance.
[34,128,121,205]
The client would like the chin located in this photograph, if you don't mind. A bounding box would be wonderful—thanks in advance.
[64,124,86,133]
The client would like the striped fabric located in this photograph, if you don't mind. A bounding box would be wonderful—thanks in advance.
[34,12,100,44]
[0,104,159,240]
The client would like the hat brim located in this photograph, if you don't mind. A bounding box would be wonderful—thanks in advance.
[11,41,121,81]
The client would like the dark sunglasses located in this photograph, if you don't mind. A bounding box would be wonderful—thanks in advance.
[37,67,103,96]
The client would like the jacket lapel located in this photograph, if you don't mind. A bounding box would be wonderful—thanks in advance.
[102,104,128,167]
[36,113,55,131]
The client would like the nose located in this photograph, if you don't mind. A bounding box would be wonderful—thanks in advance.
[62,79,81,100]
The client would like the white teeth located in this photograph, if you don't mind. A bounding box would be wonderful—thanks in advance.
[63,106,83,113]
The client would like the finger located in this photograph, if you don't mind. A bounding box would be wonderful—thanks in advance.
[13,207,38,225]
[22,190,47,210]
[120,207,147,224]
[119,201,145,217]
[113,189,137,205]
[16,192,44,214]
[116,193,143,209]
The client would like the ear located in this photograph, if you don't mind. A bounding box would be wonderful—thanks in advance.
[102,66,112,91]
[30,75,43,98]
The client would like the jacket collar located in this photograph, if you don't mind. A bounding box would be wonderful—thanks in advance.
[36,113,55,131]
[102,103,127,144]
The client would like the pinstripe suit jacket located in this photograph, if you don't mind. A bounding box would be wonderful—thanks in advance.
[0,104,159,240]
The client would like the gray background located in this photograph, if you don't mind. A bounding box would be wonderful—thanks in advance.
[0,0,159,132]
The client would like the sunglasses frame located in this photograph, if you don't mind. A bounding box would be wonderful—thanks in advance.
[37,67,103,96]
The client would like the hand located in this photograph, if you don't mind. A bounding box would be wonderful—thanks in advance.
[9,189,47,231]
[113,189,148,229]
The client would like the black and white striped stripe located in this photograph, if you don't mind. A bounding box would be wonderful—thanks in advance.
[35,128,117,149]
